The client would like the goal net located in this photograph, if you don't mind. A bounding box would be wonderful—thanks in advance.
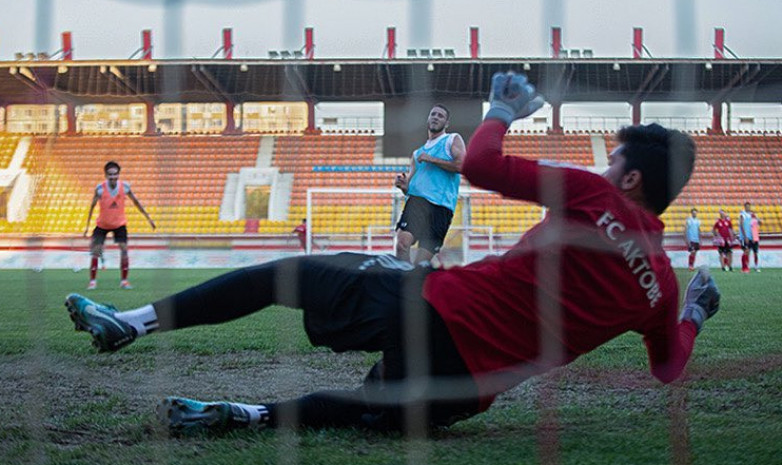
[306,187,544,263]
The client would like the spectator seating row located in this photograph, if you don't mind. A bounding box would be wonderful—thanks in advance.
[5,135,259,234]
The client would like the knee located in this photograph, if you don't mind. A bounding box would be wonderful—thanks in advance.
[396,231,414,252]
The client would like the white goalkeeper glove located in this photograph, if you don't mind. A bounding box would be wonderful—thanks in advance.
[484,71,546,126]
[679,266,721,333]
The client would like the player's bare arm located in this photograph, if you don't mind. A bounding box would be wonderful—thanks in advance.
[83,191,100,237]
[128,190,156,230]
[394,155,416,194]
[417,134,465,173]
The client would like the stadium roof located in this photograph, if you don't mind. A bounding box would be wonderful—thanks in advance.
[0,58,781,106]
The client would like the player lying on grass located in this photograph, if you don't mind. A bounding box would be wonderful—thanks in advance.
[63,72,720,436]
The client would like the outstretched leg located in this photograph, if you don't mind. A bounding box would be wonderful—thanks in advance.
[157,389,375,436]
[66,253,410,352]
[157,306,481,436]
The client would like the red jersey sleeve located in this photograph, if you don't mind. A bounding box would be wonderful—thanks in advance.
[463,120,607,208]
[641,301,698,383]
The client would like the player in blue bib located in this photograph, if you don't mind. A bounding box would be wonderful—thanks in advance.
[394,104,465,264]
[684,208,701,270]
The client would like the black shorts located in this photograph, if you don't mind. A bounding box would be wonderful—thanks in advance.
[296,252,470,365]
[717,244,733,254]
[396,196,454,254]
[91,225,128,246]
[296,252,479,427]
[744,240,759,254]
[687,241,700,252]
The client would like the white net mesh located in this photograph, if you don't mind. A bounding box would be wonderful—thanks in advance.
[6,1,780,464]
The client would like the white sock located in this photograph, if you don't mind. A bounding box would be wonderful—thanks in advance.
[115,304,159,336]
[230,403,270,427]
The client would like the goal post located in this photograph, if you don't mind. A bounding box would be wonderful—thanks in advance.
[305,187,543,260]
[305,187,401,255]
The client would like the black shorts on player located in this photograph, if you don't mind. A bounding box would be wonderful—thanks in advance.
[91,225,128,247]
[717,243,733,255]
[687,241,700,253]
[395,196,454,254]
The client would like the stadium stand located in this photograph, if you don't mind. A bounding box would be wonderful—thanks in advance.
[273,134,395,234]
[469,133,594,234]
[661,135,782,233]
[503,133,594,166]
[1,131,780,237]
[5,135,257,234]
[0,134,21,169]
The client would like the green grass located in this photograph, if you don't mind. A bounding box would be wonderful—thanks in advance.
[0,267,780,464]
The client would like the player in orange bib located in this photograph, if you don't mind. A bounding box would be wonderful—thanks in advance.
[83,161,155,290]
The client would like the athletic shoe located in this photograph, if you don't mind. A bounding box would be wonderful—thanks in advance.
[64,293,136,352]
[120,280,133,290]
[87,280,97,290]
[756,268,761,273]
[688,267,694,271]
[157,397,251,436]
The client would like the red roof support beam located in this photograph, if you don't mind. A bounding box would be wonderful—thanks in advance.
[65,104,77,135]
[62,32,73,60]
[224,101,238,134]
[469,27,479,59]
[144,102,157,136]
[222,28,233,59]
[386,27,396,59]
[142,29,152,59]
[711,103,724,134]
[714,28,725,59]
[633,27,643,59]
[305,27,315,60]
[632,101,641,125]
[551,27,562,59]
[551,102,562,133]
[307,99,316,132]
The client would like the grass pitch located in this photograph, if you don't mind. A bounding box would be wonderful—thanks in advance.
[1,267,780,465]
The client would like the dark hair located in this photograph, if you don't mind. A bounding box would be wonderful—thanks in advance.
[744,201,751,207]
[616,123,695,215]
[432,103,450,121]
[104,161,121,173]
[691,208,698,214]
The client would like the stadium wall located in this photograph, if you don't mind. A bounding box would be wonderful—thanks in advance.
[1,235,781,270]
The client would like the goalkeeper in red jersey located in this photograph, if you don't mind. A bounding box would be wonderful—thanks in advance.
[64,73,719,436]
